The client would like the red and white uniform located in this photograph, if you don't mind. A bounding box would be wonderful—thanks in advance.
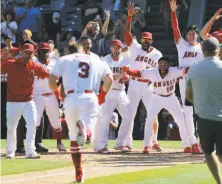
[141,67,191,147]
[1,58,49,156]
[51,53,111,142]
[94,54,130,150]
[121,38,162,148]
[33,57,61,130]
[171,11,203,146]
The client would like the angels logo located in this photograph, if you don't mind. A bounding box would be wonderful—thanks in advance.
[1,73,8,82]
[28,70,35,80]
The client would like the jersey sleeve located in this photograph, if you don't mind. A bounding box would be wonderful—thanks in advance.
[33,63,49,79]
[176,37,186,49]
[141,68,152,80]
[102,62,112,78]
[171,67,186,78]
[50,59,63,78]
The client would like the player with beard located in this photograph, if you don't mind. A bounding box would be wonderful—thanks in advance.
[94,40,131,153]
[33,42,66,152]
[118,1,163,153]
[170,0,203,153]
[122,57,193,153]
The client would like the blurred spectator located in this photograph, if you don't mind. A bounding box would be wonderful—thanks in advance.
[160,0,188,38]
[131,6,145,42]
[108,112,119,140]
[114,0,121,11]
[1,12,18,47]
[47,40,60,59]
[44,12,61,49]
[63,36,76,55]
[21,29,38,47]
[80,0,104,28]
[1,0,15,21]
[16,0,41,41]
[114,11,127,43]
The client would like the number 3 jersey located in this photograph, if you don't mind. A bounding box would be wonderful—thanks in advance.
[141,67,186,96]
[51,53,112,94]
[101,54,130,90]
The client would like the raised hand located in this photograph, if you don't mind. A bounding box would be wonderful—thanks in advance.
[104,10,110,18]
[213,8,222,21]
[122,66,130,73]
[169,0,178,12]
[127,1,135,17]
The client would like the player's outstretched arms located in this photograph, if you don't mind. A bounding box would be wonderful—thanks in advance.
[124,1,136,46]
[122,66,141,78]
[200,8,222,40]
[170,0,182,44]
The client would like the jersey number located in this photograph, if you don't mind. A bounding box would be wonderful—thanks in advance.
[78,62,90,78]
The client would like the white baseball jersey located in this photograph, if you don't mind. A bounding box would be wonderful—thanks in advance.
[176,38,204,67]
[101,54,130,90]
[141,67,186,95]
[51,53,111,94]
[33,57,58,95]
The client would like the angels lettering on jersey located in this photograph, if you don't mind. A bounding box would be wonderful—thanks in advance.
[135,55,157,68]
[141,67,186,95]
[1,73,8,82]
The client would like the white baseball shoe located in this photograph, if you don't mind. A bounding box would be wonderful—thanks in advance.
[115,146,130,152]
[25,151,41,159]
[97,148,110,154]
[76,120,86,147]
[6,153,15,159]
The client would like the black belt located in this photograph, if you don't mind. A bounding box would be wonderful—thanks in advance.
[153,92,173,97]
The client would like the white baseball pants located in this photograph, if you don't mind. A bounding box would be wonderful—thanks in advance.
[34,94,61,130]
[94,89,130,149]
[6,101,37,155]
[144,93,191,148]
[179,79,197,145]
[115,82,153,148]
[64,92,99,141]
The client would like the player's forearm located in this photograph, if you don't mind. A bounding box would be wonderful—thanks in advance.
[103,73,113,92]
[125,69,141,78]
[171,11,181,43]
[81,27,88,38]
[48,74,58,91]
[113,73,123,80]
[200,17,215,40]
[124,16,133,46]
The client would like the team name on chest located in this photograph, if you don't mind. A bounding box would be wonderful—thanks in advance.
[153,79,176,88]
[135,55,157,67]
[111,67,122,73]
[183,51,198,59]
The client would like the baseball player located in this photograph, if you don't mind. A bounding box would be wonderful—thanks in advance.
[170,0,202,153]
[1,43,49,159]
[49,52,113,183]
[94,39,131,153]
[122,57,193,153]
[200,8,222,60]
[33,42,66,152]
[118,1,163,151]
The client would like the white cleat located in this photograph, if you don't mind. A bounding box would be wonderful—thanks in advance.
[6,153,15,159]
[25,152,41,159]
[97,148,110,154]
[76,120,86,147]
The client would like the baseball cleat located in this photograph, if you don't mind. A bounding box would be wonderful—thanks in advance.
[125,145,132,151]
[183,147,192,153]
[57,143,66,152]
[152,143,162,152]
[115,146,130,152]
[76,120,87,147]
[25,152,41,159]
[6,153,15,159]
[191,144,202,154]
[35,143,48,152]
[97,148,110,154]
[74,168,84,183]
[143,146,151,154]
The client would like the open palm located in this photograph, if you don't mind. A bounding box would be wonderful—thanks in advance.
[214,8,222,20]
[169,0,178,12]
[127,1,135,17]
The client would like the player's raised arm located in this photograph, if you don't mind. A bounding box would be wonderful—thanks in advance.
[122,66,142,78]
[124,1,136,46]
[33,64,49,79]
[200,8,222,40]
[170,0,182,44]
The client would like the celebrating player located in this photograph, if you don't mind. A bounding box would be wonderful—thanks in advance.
[49,51,113,183]
[122,57,194,153]
[119,1,163,152]
[33,42,66,152]
[1,43,49,159]
[94,39,131,153]
[170,0,202,153]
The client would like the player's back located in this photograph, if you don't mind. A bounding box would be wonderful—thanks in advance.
[60,53,108,93]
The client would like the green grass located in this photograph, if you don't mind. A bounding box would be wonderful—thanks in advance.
[1,139,182,150]
[1,159,72,176]
[84,164,215,184]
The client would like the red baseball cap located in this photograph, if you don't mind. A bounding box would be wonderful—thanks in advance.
[22,43,34,52]
[142,32,152,40]
[212,31,222,43]
[111,39,122,48]
[38,42,50,50]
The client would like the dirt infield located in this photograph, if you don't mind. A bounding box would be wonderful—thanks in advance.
[1,148,204,184]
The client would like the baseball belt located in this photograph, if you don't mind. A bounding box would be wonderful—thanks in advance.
[67,90,93,94]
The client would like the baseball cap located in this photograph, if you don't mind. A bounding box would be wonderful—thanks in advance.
[47,40,54,44]
[141,32,152,39]
[68,36,76,43]
[111,39,122,48]
[52,12,60,24]
[202,37,220,52]
[212,31,222,43]
[3,35,12,40]
[38,42,50,50]
[22,43,34,52]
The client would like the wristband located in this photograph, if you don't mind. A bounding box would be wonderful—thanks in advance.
[127,16,132,23]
